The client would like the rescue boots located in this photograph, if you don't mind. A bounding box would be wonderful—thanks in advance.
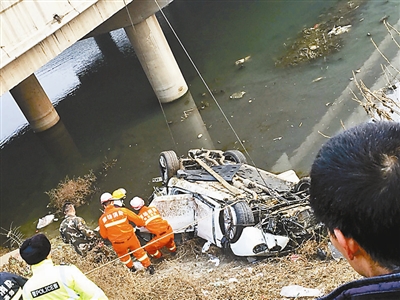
[129,266,137,273]
[147,265,155,275]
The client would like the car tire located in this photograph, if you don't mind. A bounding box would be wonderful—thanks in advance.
[293,177,311,193]
[220,201,254,243]
[223,150,247,164]
[159,151,180,184]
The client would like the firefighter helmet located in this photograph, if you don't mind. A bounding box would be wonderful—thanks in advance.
[100,192,113,204]
[130,197,145,210]
[112,188,127,200]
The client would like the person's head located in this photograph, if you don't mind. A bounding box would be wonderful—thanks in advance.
[310,121,400,272]
[62,202,75,215]
[20,233,51,265]
[130,197,145,210]
[100,192,113,207]
[112,188,127,207]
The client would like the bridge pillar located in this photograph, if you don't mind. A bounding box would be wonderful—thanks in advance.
[10,74,60,132]
[124,15,188,103]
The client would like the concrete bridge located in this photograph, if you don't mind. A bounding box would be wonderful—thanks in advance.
[1,0,188,134]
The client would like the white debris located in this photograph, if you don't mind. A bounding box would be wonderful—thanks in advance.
[230,91,246,99]
[328,25,351,36]
[133,261,145,271]
[235,55,251,65]
[312,76,325,83]
[208,254,220,267]
[228,278,238,283]
[280,285,323,298]
[36,214,55,229]
[329,242,344,261]
[202,241,212,253]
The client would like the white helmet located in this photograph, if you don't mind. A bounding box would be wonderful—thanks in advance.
[100,192,113,204]
[130,197,145,210]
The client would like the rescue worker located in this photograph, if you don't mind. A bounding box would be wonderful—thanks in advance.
[59,202,98,256]
[130,196,177,259]
[0,272,27,300]
[98,192,155,274]
[19,233,107,299]
[111,188,126,207]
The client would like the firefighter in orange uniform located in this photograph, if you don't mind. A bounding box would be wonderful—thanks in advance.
[130,196,177,259]
[98,192,155,274]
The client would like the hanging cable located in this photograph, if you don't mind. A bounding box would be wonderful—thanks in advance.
[122,0,179,153]
[152,0,285,193]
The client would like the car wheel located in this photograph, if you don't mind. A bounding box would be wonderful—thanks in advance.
[159,151,180,184]
[293,177,311,193]
[220,201,254,243]
[223,150,247,164]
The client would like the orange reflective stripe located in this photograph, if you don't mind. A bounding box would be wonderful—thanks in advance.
[168,245,176,251]
[104,217,127,228]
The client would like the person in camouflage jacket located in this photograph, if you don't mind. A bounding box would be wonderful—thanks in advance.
[59,202,98,256]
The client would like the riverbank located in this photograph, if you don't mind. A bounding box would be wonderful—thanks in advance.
[0,237,361,300]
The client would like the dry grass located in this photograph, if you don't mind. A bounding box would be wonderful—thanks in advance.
[45,171,96,211]
[351,20,400,121]
[1,237,361,300]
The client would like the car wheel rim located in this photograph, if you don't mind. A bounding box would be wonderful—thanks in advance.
[159,156,167,182]
[223,207,237,240]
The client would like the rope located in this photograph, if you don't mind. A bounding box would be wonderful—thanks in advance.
[122,0,179,153]
[84,0,297,276]
[84,198,244,276]
[152,1,279,190]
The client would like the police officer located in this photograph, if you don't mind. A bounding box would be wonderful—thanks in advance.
[0,272,27,300]
[20,233,107,299]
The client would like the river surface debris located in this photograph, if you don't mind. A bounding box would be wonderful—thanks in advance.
[275,0,368,67]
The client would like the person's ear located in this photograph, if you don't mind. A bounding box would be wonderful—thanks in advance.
[333,228,360,260]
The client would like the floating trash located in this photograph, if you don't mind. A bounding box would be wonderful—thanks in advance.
[312,76,325,83]
[229,91,246,99]
[37,214,55,229]
[328,25,351,36]
[234,55,251,65]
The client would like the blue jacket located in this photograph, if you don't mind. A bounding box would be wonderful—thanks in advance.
[0,272,27,300]
[319,272,400,299]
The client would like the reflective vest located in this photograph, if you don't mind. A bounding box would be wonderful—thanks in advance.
[138,206,171,236]
[22,259,107,299]
[99,205,144,243]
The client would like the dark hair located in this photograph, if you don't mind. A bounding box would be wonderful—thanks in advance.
[62,202,74,214]
[310,121,400,269]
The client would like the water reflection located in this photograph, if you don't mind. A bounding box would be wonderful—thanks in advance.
[0,0,398,244]
[35,120,81,170]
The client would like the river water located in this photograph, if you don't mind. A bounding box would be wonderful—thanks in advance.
[0,0,398,242]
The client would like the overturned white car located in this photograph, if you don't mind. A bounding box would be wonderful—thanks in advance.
[147,149,319,257]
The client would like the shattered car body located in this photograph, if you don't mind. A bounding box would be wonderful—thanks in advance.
[147,149,320,257]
